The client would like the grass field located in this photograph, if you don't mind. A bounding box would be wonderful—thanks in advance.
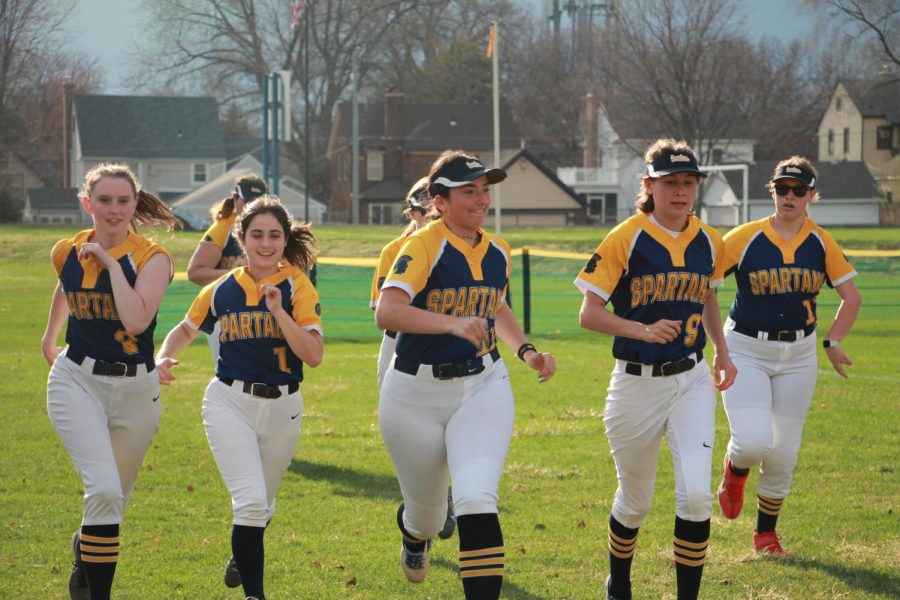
[1,225,898,599]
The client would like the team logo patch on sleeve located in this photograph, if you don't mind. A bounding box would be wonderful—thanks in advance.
[394,255,413,275]
[584,253,602,274]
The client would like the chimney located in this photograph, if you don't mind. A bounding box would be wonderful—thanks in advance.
[383,88,404,180]
[584,92,598,169]
[62,83,75,188]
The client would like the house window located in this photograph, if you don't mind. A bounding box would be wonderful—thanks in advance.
[366,150,384,182]
[876,126,892,150]
[587,193,617,224]
[369,202,396,225]
[843,128,850,154]
[193,163,207,184]
[836,97,842,111]
[827,129,834,155]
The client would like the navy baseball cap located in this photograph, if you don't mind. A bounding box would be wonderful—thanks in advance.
[771,164,816,187]
[406,178,429,210]
[235,180,267,200]
[646,150,707,178]
[434,156,507,188]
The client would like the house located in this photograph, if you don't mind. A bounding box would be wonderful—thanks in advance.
[719,161,880,226]
[0,143,61,220]
[487,148,585,227]
[326,91,521,224]
[817,78,900,203]
[170,155,327,228]
[558,93,755,223]
[69,95,228,207]
[22,188,83,224]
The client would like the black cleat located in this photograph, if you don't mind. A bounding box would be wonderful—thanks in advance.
[224,555,242,588]
[69,531,89,600]
[438,493,456,540]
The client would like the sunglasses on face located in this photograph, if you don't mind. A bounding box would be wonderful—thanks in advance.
[774,184,811,197]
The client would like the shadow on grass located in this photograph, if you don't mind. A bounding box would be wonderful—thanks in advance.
[790,556,899,596]
[430,557,550,600]
[288,458,399,501]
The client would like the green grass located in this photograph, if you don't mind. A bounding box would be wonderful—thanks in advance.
[1,224,898,598]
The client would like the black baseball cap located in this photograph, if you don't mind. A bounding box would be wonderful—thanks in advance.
[646,150,707,178]
[406,177,429,210]
[771,164,816,187]
[433,156,507,188]
[235,179,267,200]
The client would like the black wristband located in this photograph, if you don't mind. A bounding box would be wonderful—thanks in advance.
[517,342,537,361]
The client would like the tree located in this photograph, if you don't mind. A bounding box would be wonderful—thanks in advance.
[811,0,899,70]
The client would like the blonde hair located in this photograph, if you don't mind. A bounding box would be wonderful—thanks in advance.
[768,156,820,202]
[81,163,178,231]
[635,139,701,214]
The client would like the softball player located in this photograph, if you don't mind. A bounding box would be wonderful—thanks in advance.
[370,179,458,541]
[187,175,267,360]
[717,157,861,556]
[156,196,322,600]
[40,163,177,600]
[376,151,556,600]
[576,140,736,600]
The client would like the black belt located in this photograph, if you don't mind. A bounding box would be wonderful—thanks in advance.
[218,377,299,399]
[625,351,703,377]
[394,348,501,380]
[67,348,153,377]
[733,322,815,342]
[385,330,398,339]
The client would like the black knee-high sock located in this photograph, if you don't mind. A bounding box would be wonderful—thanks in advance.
[608,515,638,599]
[80,523,119,600]
[673,517,709,600]
[232,525,266,600]
[757,495,783,532]
[457,513,504,600]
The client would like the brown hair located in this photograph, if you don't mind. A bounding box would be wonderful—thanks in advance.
[211,174,267,220]
[81,163,179,230]
[767,156,820,202]
[635,139,701,214]
[236,195,316,272]
[423,150,476,219]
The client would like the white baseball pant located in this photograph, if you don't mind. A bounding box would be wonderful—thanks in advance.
[202,378,302,527]
[376,333,397,388]
[604,359,716,529]
[722,321,818,499]
[47,347,160,525]
[379,354,514,541]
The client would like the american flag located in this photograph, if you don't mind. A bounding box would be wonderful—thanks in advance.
[291,0,305,32]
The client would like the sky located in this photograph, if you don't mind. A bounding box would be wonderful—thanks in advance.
[70,0,818,94]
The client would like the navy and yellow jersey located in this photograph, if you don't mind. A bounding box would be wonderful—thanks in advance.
[201,214,243,270]
[574,213,725,364]
[370,232,412,309]
[381,219,511,365]
[185,265,323,385]
[723,216,856,332]
[51,229,174,365]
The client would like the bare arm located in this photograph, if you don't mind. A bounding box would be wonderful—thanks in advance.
[41,282,69,366]
[262,284,324,368]
[494,302,556,382]
[155,320,201,385]
[187,242,234,285]
[578,291,682,343]
[375,287,490,349]
[823,278,862,378]
[701,288,736,391]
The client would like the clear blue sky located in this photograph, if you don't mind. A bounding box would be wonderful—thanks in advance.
[72,0,816,94]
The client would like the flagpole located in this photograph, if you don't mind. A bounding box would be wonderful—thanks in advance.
[490,21,501,235]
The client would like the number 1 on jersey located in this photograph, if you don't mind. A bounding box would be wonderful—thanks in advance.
[273,346,291,373]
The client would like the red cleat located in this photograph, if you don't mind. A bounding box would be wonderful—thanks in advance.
[717,455,748,519]
[753,530,792,557]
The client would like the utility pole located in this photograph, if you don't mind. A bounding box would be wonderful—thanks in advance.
[351,54,360,225]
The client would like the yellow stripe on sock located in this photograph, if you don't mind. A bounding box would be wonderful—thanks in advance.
[81,555,119,563]
[460,568,505,578]
[79,534,120,544]
[80,543,120,554]
[459,546,504,559]
[673,555,705,567]
[460,557,506,568]
[673,537,707,550]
